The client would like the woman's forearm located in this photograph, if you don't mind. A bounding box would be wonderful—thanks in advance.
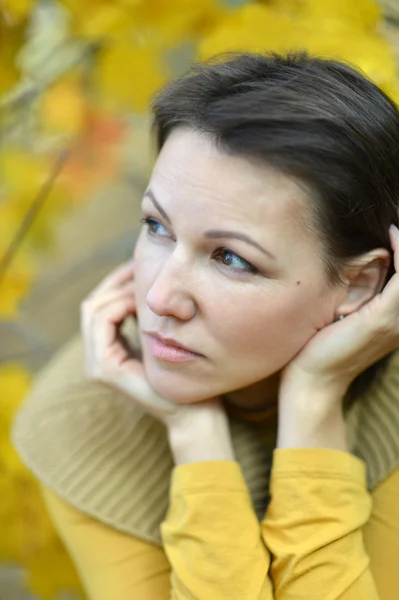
[262,449,379,600]
[161,462,273,600]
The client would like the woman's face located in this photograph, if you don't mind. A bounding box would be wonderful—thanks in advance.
[133,128,343,404]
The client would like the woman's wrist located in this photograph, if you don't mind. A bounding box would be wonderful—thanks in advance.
[167,404,236,465]
[277,385,349,452]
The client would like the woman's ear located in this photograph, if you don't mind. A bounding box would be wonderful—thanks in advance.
[336,248,391,316]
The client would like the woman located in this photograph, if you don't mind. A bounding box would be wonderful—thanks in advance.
[12,51,399,599]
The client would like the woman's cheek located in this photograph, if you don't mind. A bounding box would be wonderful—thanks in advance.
[222,290,311,361]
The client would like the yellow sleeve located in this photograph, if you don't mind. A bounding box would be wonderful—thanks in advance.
[42,456,399,600]
[41,486,171,600]
[262,448,379,600]
[363,465,399,599]
[42,463,274,600]
[161,460,274,600]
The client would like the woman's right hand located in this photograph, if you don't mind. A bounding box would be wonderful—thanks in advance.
[80,260,235,464]
[80,259,180,420]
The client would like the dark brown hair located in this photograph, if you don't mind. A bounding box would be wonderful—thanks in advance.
[151,50,399,399]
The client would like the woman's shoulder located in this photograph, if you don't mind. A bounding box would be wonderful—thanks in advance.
[11,331,173,544]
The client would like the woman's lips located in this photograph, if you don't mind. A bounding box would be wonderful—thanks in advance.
[143,333,203,363]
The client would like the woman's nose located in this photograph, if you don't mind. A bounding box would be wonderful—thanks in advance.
[146,258,196,321]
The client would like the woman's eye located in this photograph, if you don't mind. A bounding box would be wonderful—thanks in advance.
[213,248,258,274]
[140,217,170,237]
[139,220,257,274]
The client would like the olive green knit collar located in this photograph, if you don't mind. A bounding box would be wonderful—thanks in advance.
[12,333,399,546]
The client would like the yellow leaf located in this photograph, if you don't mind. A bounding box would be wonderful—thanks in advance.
[134,0,229,44]
[57,108,126,197]
[199,4,302,58]
[199,2,398,103]
[302,28,398,89]
[60,0,228,42]
[0,18,25,95]
[0,151,50,197]
[0,150,72,262]
[1,0,33,23]
[0,149,73,248]
[0,362,31,405]
[0,188,69,261]
[94,39,168,111]
[0,201,22,254]
[0,365,32,559]
[40,73,87,137]
[0,256,34,317]
[383,81,399,107]
[60,0,139,39]
[270,0,382,31]
[0,456,83,596]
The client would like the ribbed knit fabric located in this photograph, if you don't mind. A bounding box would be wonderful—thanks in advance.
[11,332,399,546]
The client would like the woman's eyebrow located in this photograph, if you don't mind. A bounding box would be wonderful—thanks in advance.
[144,188,275,260]
[204,230,275,259]
[144,189,171,223]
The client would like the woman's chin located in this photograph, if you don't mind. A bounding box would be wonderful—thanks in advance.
[143,363,215,405]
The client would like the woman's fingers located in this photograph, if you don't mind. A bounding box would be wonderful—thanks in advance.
[81,262,138,379]
[81,282,136,354]
[95,297,137,350]
[88,260,134,297]
[376,225,399,325]
[80,261,177,420]
[82,280,135,314]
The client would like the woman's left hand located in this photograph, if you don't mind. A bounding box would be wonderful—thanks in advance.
[278,225,399,449]
[282,225,399,395]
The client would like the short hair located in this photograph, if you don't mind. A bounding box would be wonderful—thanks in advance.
[151,50,399,399]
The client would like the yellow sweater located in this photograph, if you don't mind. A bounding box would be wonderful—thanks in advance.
[11,334,399,599]
[42,448,399,600]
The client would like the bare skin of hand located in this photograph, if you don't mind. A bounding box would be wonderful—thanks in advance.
[278,224,399,450]
[80,260,234,463]
[281,225,399,399]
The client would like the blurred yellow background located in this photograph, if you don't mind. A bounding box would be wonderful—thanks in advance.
[1,1,399,598]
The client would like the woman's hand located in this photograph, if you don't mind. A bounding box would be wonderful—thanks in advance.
[80,260,235,463]
[278,224,399,450]
[282,225,399,395]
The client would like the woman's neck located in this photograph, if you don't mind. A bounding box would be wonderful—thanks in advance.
[223,372,280,413]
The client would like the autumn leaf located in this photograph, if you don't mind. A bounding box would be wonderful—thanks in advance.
[60,0,139,39]
[94,38,167,112]
[269,0,382,32]
[199,0,398,103]
[0,363,84,595]
[0,151,50,196]
[199,4,303,58]
[304,29,398,89]
[40,72,87,137]
[60,0,228,42]
[0,151,70,253]
[0,363,31,424]
[0,256,34,317]
[133,0,229,44]
[0,17,25,95]
[0,0,33,24]
[58,108,127,197]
